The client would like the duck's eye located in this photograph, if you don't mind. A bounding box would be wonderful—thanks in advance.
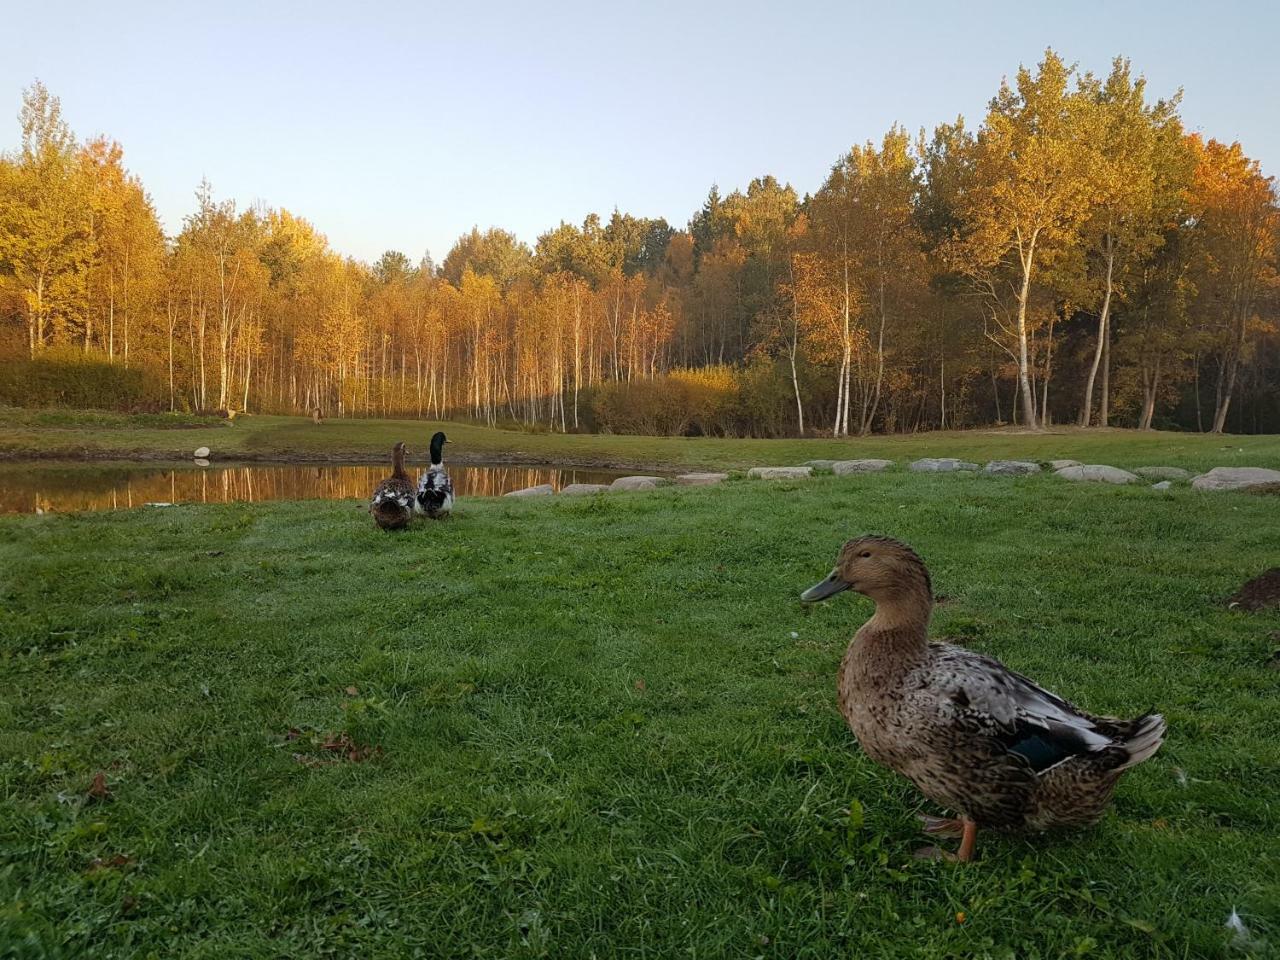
[859,551,872,558]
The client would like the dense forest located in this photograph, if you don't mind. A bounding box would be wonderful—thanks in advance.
[1,51,1277,434]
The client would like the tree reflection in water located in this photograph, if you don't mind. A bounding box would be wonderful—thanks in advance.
[0,463,631,515]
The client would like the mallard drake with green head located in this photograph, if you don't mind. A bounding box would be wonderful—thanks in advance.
[802,536,1165,861]
[415,431,454,519]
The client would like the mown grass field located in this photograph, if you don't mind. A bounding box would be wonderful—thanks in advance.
[3,407,1280,473]
[2,468,1278,958]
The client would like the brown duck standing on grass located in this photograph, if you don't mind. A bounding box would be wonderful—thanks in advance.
[801,536,1166,862]
[370,441,415,530]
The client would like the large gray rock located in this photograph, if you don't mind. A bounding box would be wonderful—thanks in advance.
[675,472,728,486]
[748,466,813,480]
[1134,466,1191,481]
[1055,464,1139,484]
[560,483,610,495]
[1151,481,1172,491]
[505,484,554,497]
[1050,459,1082,470]
[909,458,979,473]
[832,459,894,475]
[1191,467,1280,492]
[611,475,665,491]
[193,446,210,458]
[984,460,1042,476]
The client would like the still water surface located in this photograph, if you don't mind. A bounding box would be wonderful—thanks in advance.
[0,462,632,515]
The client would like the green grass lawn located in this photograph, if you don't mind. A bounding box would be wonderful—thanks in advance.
[3,407,1280,472]
[1,471,1277,958]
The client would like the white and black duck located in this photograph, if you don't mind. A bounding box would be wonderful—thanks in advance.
[415,431,454,519]
[370,441,415,530]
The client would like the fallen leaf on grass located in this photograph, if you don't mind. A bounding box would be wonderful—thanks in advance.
[87,772,112,802]
[86,853,134,873]
[344,686,359,696]
[634,678,646,692]
[285,728,381,764]
[321,732,381,762]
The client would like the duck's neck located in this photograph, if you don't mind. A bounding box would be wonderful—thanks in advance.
[429,439,444,466]
[853,587,932,657]
[392,447,408,480]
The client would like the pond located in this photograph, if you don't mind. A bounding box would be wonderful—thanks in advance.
[0,461,635,515]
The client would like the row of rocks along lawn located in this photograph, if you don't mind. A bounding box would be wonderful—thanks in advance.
[740,458,1280,493]
[505,460,1279,498]
[505,473,728,497]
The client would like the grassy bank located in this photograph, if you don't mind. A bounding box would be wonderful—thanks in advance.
[1,472,1277,957]
[2,407,1280,471]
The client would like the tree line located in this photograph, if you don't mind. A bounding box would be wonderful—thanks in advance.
[1,51,1277,434]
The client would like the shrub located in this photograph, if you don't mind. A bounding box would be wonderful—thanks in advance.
[590,365,768,437]
[0,350,164,411]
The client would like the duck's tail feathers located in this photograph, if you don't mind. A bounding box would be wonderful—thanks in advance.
[1116,712,1166,770]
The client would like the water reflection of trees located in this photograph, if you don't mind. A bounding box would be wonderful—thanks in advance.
[0,464,625,515]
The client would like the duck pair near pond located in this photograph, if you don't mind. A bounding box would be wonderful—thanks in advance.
[370,431,454,530]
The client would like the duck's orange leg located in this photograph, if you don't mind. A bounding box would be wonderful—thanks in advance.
[918,814,965,838]
[914,816,977,862]
[954,818,977,862]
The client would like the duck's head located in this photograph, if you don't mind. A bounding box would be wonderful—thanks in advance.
[429,431,450,463]
[801,535,932,605]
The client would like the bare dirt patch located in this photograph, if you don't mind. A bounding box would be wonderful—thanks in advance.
[1227,570,1280,612]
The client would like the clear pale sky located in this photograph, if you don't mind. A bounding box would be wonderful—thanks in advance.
[4,0,1278,264]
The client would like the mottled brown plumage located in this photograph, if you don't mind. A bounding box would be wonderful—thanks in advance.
[370,441,415,530]
[802,536,1166,861]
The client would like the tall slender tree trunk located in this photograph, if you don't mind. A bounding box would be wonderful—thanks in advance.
[1014,230,1039,428]
[860,256,887,436]
[1079,235,1115,426]
[1099,323,1111,426]
[1138,354,1160,430]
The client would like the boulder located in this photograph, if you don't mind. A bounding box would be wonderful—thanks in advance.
[909,458,979,473]
[1191,466,1280,492]
[747,466,813,480]
[984,460,1041,476]
[1055,464,1139,484]
[611,475,665,491]
[675,472,728,486]
[832,459,893,475]
[193,446,211,458]
[1134,466,1191,481]
[1151,481,1172,491]
[505,484,554,497]
[1050,459,1082,470]
[560,483,610,495]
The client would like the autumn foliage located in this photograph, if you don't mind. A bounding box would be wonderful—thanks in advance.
[1,52,1277,434]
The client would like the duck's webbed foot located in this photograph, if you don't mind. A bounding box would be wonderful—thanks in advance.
[913,817,977,862]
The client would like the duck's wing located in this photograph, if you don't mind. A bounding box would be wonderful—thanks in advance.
[927,644,1115,773]
[372,477,414,509]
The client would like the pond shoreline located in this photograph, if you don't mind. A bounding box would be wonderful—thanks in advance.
[0,459,665,515]
[0,447,687,474]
